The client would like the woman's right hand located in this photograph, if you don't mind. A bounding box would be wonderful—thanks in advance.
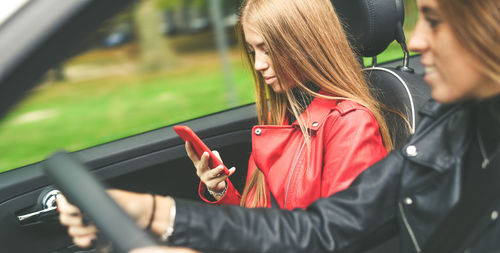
[57,194,98,248]
[185,141,235,198]
[57,189,154,248]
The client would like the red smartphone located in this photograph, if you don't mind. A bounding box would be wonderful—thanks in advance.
[174,125,229,175]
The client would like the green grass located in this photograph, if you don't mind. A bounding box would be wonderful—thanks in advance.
[0,49,255,172]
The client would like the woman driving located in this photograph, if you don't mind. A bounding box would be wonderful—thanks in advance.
[58,0,500,252]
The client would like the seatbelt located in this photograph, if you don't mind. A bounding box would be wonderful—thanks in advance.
[422,154,500,252]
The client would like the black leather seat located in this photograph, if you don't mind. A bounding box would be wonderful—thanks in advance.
[332,0,431,150]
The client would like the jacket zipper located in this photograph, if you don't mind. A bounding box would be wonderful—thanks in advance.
[284,140,307,209]
[398,202,421,252]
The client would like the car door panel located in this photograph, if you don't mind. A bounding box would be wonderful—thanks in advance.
[0,189,71,252]
[0,104,257,252]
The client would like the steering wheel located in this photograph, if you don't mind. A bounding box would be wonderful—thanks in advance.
[44,150,158,253]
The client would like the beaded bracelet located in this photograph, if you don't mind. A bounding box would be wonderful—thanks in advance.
[207,183,227,197]
[145,193,156,231]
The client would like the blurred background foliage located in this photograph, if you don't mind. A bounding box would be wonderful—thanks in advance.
[0,0,418,172]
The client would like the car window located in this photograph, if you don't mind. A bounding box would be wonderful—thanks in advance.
[0,0,253,172]
[0,0,417,173]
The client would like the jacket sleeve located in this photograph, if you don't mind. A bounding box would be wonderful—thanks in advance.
[198,179,241,205]
[198,153,259,205]
[321,108,387,197]
[171,151,404,253]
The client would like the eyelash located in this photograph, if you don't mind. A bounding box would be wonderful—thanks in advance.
[248,51,270,56]
[425,17,441,28]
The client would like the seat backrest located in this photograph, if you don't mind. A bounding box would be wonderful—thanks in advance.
[364,66,431,149]
[332,0,431,150]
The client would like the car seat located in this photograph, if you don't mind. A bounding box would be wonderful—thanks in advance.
[333,0,431,150]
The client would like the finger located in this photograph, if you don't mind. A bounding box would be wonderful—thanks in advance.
[56,195,81,216]
[68,224,98,237]
[197,152,210,172]
[210,165,226,178]
[204,173,229,190]
[212,150,222,162]
[73,234,96,248]
[207,167,235,187]
[185,142,199,162]
[59,212,85,226]
[227,167,236,177]
[215,167,235,182]
[201,165,230,184]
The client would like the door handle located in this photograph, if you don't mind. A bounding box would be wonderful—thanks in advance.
[17,206,57,221]
[17,189,60,224]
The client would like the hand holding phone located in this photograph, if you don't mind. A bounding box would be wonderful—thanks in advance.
[174,125,230,175]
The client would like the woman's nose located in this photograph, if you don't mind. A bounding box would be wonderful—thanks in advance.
[408,21,428,53]
[254,54,269,71]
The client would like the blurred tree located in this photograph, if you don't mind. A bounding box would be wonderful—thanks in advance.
[223,0,242,15]
[154,0,239,35]
[134,0,177,71]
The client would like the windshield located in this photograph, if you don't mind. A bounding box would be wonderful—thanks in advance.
[0,0,30,26]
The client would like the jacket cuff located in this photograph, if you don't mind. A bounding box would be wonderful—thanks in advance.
[198,179,241,205]
[169,198,195,247]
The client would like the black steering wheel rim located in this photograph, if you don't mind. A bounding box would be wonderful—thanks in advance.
[44,150,158,253]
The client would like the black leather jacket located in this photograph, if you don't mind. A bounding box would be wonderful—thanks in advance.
[171,98,500,253]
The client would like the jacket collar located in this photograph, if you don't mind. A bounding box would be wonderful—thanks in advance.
[402,100,474,172]
[289,90,339,131]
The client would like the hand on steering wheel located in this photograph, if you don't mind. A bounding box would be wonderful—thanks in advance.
[46,151,178,252]
[57,189,154,248]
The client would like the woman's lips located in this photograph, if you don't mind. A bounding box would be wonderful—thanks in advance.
[264,76,276,84]
[425,66,436,73]
[423,66,437,84]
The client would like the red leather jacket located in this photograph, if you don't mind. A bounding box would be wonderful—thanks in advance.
[199,96,387,209]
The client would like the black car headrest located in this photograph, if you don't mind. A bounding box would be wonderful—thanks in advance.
[332,0,404,57]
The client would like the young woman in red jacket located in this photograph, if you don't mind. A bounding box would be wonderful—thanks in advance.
[187,0,393,209]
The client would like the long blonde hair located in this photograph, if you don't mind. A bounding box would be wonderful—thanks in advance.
[438,0,500,83]
[238,0,393,207]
